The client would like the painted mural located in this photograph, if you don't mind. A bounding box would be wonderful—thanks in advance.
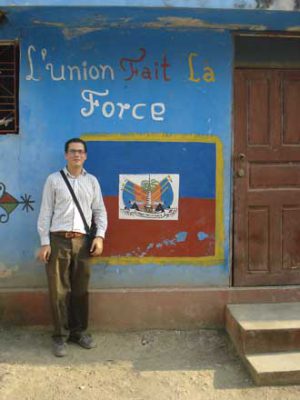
[0,183,34,223]
[18,28,226,268]
[1,18,233,286]
[82,134,224,265]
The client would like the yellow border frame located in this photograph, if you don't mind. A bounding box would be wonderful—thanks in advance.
[81,133,224,266]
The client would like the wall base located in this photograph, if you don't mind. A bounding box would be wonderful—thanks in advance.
[0,287,300,330]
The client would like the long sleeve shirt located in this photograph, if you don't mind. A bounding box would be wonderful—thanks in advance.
[37,167,107,246]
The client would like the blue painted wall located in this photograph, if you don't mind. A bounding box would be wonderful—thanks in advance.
[0,6,298,288]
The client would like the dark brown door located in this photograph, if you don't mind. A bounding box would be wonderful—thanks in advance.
[234,69,300,286]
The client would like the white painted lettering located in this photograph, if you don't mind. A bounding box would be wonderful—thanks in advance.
[102,101,115,118]
[132,103,146,120]
[81,89,108,117]
[151,103,166,121]
[89,65,99,80]
[67,65,81,81]
[82,61,88,80]
[45,63,66,81]
[117,103,131,119]
[99,65,115,80]
[81,89,165,122]
[26,45,40,81]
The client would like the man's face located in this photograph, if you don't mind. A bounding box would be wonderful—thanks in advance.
[65,142,87,169]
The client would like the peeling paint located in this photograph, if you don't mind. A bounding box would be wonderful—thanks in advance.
[63,22,132,39]
[122,232,189,257]
[162,238,177,246]
[197,231,209,241]
[33,20,66,28]
[0,263,19,279]
[287,26,300,31]
[143,17,266,30]
[33,16,134,39]
[62,26,106,39]
[125,232,189,257]
[32,16,267,32]
[175,231,188,242]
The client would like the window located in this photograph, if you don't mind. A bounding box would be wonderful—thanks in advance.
[0,41,19,134]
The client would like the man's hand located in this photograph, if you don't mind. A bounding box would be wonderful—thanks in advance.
[38,245,51,263]
[90,237,104,257]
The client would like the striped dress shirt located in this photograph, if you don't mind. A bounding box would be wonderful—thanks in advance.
[37,167,107,246]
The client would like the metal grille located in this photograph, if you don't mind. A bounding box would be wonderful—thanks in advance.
[0,42,19,134]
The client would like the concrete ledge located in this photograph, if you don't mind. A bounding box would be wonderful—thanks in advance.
[0,287,300,330]
[225,305,245,355]
[226,303,300,354]
[245,352,300,386]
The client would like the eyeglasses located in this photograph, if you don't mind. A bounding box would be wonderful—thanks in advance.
[68,149,86,155]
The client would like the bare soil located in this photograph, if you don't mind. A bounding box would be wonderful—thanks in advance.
[0,327,300,400]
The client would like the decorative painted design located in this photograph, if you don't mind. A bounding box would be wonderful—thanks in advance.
[82,133,224,266]
[119,174,179,220]
[0,183,34,223]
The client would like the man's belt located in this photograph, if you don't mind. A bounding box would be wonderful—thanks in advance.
[52,231,86,239]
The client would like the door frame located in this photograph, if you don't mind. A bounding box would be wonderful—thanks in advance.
[231,32,300,287]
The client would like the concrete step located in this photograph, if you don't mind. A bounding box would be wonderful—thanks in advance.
[226,302,300,354]
[245,352,300,386]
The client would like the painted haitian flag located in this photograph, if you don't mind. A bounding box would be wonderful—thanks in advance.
[83,135,220,262]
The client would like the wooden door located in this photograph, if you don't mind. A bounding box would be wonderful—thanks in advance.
[233,69,300,286]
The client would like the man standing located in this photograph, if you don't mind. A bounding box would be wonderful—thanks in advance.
[37,138,107,357]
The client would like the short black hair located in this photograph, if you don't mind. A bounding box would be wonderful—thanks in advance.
[65,138,87,153]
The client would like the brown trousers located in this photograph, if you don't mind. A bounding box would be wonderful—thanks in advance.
[46,233,91,340]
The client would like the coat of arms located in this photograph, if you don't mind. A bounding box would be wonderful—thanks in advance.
[119,174,179,220]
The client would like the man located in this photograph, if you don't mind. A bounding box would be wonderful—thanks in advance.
[37,138,107,357]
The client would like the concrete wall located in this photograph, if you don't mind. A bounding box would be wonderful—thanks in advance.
[0,6,299,292]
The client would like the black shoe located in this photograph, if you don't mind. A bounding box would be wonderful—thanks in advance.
[52,339,67,357]
[68,334,96,349]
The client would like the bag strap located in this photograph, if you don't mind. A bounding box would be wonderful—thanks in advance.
[60,169,90,234]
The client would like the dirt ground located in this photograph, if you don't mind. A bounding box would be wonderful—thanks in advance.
[0,327,300,400]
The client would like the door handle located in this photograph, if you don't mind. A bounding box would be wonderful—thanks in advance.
[237,168,245,178]
[236,153,246,177]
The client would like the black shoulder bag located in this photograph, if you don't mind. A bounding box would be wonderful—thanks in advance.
[60,170,96,239]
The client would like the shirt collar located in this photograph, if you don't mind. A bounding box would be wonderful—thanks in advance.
[64,166,87,178]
